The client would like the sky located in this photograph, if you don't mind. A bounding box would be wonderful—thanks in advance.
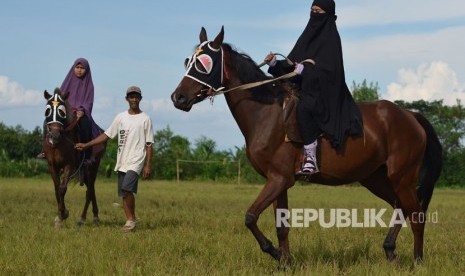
[1,0,465,150]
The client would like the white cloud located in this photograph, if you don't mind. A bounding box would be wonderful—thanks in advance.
[342,24,465,99]
[0,76,43,108]
[385,61,465,105]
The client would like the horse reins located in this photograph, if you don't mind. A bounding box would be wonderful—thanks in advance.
[211,52,315,96]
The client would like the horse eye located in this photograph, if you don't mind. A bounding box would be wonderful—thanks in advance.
[184,56,193,70]
[45,105,52,117]
[184,58,189,69]
[57,105,67,118]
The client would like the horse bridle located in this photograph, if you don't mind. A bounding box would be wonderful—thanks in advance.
[44,93,79,147]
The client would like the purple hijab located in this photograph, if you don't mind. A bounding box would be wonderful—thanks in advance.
[61,58,101,138]
[60,58,94,116]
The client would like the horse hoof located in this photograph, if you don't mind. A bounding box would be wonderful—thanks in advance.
[278,255,292,270]
[93,217,100,226]
[77,218,85,226]
[387,254,400,266]
[279,252,292,267]
[55,216,63,229]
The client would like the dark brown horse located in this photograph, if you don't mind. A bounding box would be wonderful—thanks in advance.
[43,88,106,228]
[171,27,443,264]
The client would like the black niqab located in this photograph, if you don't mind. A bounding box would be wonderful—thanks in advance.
[288,0,363,150]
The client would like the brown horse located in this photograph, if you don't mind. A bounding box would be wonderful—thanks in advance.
[43,88,106,228]
[171,27,443,264]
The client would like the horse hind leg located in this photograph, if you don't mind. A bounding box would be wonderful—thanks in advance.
[388,166,425,264]
[89,165,100,225]
[360,166,401,262]
[78,168,99,226]
[395,184,425,264]
[78,167,100,225]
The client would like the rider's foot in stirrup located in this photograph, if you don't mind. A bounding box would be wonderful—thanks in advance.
[296,156,319,175]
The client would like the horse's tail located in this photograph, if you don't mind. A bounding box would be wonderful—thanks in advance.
[412,112,443,212]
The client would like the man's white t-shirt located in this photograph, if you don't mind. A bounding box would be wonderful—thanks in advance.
[104,111,154,175]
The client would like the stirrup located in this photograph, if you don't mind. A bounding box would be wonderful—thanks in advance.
[36,152,45,159]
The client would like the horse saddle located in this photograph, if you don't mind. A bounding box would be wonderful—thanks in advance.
[283,89,303,144]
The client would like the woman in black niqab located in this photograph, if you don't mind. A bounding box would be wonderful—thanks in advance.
[266,0,363,175]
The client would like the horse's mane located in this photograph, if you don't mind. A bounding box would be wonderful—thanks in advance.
[222,43,285,105]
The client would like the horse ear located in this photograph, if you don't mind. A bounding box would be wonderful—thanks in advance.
[210,26,224,50]
[44,90,51,99]
[54,87,68,100]
[199,27,207,43]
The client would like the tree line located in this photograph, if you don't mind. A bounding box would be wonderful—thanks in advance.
[1,80,464,186]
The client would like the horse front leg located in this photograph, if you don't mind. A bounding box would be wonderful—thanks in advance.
[57,168,70,223]
[273,190,291,265]
[245,174,290,262]
[48,165,66,228]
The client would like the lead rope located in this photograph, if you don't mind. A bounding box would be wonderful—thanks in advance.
[59,118,86,182]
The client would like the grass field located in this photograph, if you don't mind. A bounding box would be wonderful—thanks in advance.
[0,177,464,275]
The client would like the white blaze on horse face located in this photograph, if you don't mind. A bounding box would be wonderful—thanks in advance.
[47,93,66,125]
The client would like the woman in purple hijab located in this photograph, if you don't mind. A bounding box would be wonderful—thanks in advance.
[60,58,100,162]
[61,58,94,125]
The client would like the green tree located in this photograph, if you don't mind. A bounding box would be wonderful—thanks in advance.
[0,123,41,160]
[395,99,465,154]
[153,126,191,179]
[192,135,216,161]
[99,138,118,178]
[0,123,47,177]
[351,79,380,103]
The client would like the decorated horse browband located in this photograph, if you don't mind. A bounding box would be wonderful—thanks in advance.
[184,40,224,92]
[45,93,67,126]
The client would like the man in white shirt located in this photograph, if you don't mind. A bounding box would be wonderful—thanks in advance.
[76,85,154,232]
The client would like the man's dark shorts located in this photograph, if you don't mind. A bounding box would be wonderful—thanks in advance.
[117,170,139,197]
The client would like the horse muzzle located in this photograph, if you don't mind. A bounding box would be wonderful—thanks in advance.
[46,124,63,147]
[171,89,208,112]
